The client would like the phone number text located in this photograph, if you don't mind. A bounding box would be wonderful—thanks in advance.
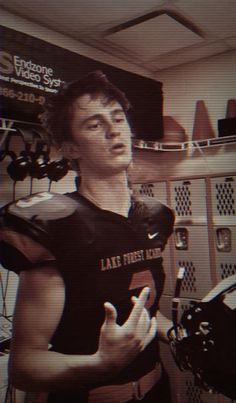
[0,86,45,105]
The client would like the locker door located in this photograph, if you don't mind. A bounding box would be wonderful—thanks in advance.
[210,176,236,283]
[170,179,207,224]
[132,182,168,202]
[213,226,236,282]
[170,179,213,299]
[173,226,212,299]
[210,176,236,226]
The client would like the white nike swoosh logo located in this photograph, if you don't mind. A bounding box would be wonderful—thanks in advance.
[148,232,159,240]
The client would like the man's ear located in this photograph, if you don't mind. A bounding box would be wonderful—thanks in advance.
[60,141,81,160]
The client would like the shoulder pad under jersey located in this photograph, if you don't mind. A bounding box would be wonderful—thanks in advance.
[5,192,78,221]
[132,196,175,248]
[146,197,175,236]
[0,192,79,242]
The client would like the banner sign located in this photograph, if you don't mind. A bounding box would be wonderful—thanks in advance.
[0,51,59,106]
[0,25,163,140]
[0,52,62,92]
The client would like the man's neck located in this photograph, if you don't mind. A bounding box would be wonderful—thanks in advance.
[79,172,131,217]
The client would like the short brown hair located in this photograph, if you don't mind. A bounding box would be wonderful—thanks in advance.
[40,71,131,147]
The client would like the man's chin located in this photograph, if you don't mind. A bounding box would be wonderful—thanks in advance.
[101,160,131,176]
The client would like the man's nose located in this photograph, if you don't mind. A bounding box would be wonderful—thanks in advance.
[105,120,121,139]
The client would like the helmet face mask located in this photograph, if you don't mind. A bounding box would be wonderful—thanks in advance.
[168,274,236,399]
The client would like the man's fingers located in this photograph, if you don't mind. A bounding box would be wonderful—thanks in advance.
[141,316,158,351]
[127,287,150,327]
[103,302,117,326]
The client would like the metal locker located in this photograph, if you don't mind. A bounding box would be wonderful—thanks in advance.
[170,179,207,224]
[173,226,212,299]
[178,371,220,403]
[132,181,168,203]
[213,226,236,283]
[210,176,236,226]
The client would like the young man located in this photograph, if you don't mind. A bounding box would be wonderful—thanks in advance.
[0,71,175,402]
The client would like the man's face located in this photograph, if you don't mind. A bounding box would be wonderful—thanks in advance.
[70,94,132,176]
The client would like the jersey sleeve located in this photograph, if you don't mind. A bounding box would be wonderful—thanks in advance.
[0,191,78,274]
[0,228,55,273]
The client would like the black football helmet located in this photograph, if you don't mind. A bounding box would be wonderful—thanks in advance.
[168,273,236,399]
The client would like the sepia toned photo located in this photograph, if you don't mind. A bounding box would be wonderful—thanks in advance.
[0,2,236,402]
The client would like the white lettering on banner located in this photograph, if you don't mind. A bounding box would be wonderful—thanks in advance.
[15,67,41,82]
[43,75,61,88]
[12,56,62,88]
[44,87,58,93]
[14,56,53,77]
[0,51,63,92]
[0,51,14,74]
[10,77,40,89]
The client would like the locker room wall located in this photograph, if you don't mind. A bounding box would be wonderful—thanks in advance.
[156,49,236,140]
[0,9,236,403]
[1,9,236,139]
[1,79,236,403]
[1,128,235,403]
[132,145,236,403]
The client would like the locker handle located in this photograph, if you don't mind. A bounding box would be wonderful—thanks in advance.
[216,228,231,252]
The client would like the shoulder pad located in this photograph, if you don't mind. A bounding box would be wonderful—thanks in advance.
[0,192,80,249]
[134,196,175,231]
[131,196,175,247]
[5,192,78,222]
[147,198,175,233]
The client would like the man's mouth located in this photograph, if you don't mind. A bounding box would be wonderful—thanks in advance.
[110,143,126,153]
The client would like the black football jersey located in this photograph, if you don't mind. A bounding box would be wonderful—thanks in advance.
[0,191,174,385]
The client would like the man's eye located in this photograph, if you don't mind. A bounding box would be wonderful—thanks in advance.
[87,122,101,130]
[115,116,125,123]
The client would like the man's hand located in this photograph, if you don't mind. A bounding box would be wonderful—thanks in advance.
[96,287,157,374]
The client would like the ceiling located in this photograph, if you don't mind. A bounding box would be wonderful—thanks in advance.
[1,0,236,72]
